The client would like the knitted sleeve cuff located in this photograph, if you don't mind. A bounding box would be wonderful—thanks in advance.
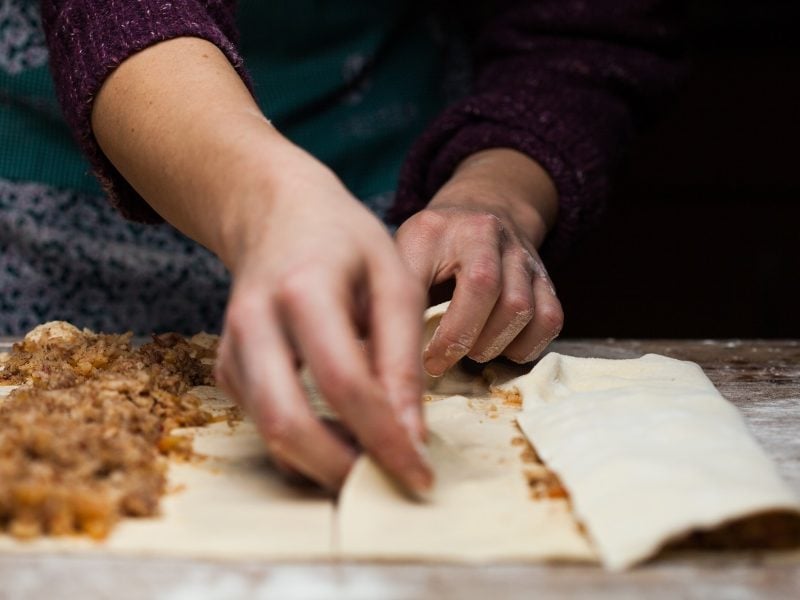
[41,0,246,222]
[392,82,632,263]
[391,0,686,262]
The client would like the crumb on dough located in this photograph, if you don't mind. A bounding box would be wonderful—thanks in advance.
[524,468,569,501]
[520,446,539,464]
[491,386,522,408]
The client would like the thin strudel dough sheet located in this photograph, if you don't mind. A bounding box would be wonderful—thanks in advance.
[337,395,596,562]
[1,382,595,563]
[499,352,800,570]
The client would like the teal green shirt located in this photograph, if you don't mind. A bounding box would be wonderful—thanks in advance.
[0,1,451,218]
[0,1,101,195]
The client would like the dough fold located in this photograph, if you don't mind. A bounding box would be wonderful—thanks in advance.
[501,352,800,570]
[337,395,596,562]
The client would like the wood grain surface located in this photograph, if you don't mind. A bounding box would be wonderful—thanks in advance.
[2,338,799,600]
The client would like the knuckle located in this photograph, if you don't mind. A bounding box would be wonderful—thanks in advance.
[467,212,504,236]
[410,209,448,238]
[537,302,565,336]
[274,267,316,306]
[504,290,535,318]
[463,259,502,292]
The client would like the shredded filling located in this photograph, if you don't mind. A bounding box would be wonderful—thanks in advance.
[0,323,226,539]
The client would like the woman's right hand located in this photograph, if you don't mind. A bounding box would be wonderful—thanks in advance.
[92,37,432,494]
[213,150,433,493]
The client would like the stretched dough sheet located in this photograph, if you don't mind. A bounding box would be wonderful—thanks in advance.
[0,386,335,560]
[337,395,597,562]
[500,352,800,571]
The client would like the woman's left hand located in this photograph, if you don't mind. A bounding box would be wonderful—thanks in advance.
[395,148,563,376]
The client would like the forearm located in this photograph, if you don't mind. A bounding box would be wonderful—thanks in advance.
[41,0,244,223]
[91,36,308,269]
[92,37,431,494]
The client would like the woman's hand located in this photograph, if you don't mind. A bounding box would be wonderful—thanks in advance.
[214,153,432,493]
[396,148,563,376]
[92,37,431,494]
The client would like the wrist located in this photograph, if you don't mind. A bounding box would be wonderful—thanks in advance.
[215,139,345,273]
[201,122,287,269]
[429,148,558,248]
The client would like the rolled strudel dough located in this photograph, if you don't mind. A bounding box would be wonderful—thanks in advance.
[500,352,800,570]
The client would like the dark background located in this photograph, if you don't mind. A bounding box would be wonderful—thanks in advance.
[553,0,800,339]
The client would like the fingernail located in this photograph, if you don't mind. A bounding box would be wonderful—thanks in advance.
[410,436,434,498]
[408,479,434,503]
[423,355,447,377]
[398,405,432,470]
[401,421,434,500]
[405,465,434,501]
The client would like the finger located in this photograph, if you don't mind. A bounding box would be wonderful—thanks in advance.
[279,268,433,495]
[274,420,360,469]
[422,244,503,376]
[503,265,564,364]
[468,247,536,362]
[368,252,427,441]
[214,332,245,403]
[394,212,443,287]
[223,292,357,490]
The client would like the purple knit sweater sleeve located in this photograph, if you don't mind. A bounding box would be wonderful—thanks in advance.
[391,0,685,259]
[40,0,245,223]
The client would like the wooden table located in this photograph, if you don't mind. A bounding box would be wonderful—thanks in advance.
[2,339,799,599]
